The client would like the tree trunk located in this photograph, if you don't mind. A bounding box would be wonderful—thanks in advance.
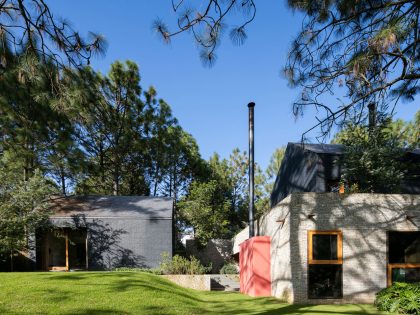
[24,135,29,182]
[60,166,66,195]
[99,138,105,184]
[10,250,13,272]
[113,179,119,195]
[153,166,160,196]
[113,167,119,196]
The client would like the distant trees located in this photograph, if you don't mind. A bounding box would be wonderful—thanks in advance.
[333,110,420,149]
[0,165,54,271]
[179,148,273,244]
[0,49,204,197]
[0,30,206,216]
[332,110,420,193]
[71,61,155,196]
[339,122,406,193]
[179,180,231,244]
[265,147,286,197]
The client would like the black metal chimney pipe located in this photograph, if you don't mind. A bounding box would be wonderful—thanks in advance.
[248,102,255,238]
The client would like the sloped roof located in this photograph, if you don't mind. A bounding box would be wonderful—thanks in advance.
[290,142,344,154]
[291,142,420,156]
[407,149,420,156]
[49,195,173,219]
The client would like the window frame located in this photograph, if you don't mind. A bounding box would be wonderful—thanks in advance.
[387,264,420,287]
[387,231,420,287]
[308,230,343,265]
[307,230,343,299]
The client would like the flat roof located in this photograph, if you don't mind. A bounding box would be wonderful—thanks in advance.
[49,195,173,219]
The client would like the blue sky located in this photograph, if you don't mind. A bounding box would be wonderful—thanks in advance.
[50,1,418,170]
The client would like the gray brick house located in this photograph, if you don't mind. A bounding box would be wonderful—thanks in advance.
[235,143,420,304]
[33,195,173,271]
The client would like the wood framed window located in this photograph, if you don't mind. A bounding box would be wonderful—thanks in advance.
[387,231,420,286]
[43,228,88,272]
[308,230,343,299]
[308,230,343,264]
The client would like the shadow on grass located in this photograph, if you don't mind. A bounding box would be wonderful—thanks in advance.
[255,304,379,315]
[28,273,382,315]
[62,310,128,315]
[42,272,204,303]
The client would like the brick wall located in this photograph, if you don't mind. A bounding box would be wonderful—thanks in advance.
[256,192,420,304]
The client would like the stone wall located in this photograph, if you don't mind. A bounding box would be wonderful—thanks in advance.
[185,239,232,273]
[161,275,212,291]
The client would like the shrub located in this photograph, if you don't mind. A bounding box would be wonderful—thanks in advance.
[375,282,420,314]
[159,252,212,275]
[113,267,162,274]
[220,263,238,275]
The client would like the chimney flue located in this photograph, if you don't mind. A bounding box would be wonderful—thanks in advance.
[248,102,255,238]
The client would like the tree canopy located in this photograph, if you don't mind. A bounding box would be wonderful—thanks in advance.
[0,0,106,69]
[179,148,276,245]
[286,0,420,138]
[157,0,420,136]
[332,110,420,193]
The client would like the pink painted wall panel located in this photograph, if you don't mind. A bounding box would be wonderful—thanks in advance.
[239,236,271,297]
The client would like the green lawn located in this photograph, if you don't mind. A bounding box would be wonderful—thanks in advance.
[0,272,384,315]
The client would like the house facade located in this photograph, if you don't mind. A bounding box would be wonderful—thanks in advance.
[234,193,420,303]
[235,142,420,304]
[33,195,173,271]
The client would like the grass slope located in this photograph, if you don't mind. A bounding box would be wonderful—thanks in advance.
[0,272,383,315]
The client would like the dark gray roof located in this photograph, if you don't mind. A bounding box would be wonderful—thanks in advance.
[291,143,420,156]
[290,142,344,155]
[49,195,173,219]
[407,149,420,155]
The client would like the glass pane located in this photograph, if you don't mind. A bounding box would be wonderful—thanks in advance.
[392,268,420,284]
[46,230,66,267]
[308,264,343,299]
[389,232,420,263]
[68,229,87,269]
[313,234,338,260]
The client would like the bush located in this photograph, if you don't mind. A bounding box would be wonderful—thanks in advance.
[220,263,238,275]
[160,252,212,275]
[113,267,162,274]
[375,282,420,314]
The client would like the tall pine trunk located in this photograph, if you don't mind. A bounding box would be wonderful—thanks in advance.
[113,165,120,196]
[153,166,160,196]
[60,165,66,195]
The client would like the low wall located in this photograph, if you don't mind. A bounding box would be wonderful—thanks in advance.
[161,275,211,291]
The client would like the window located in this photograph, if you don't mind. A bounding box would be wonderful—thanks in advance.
[387,231,420,286]
[308,230,343,299]
[308,231,342,264]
